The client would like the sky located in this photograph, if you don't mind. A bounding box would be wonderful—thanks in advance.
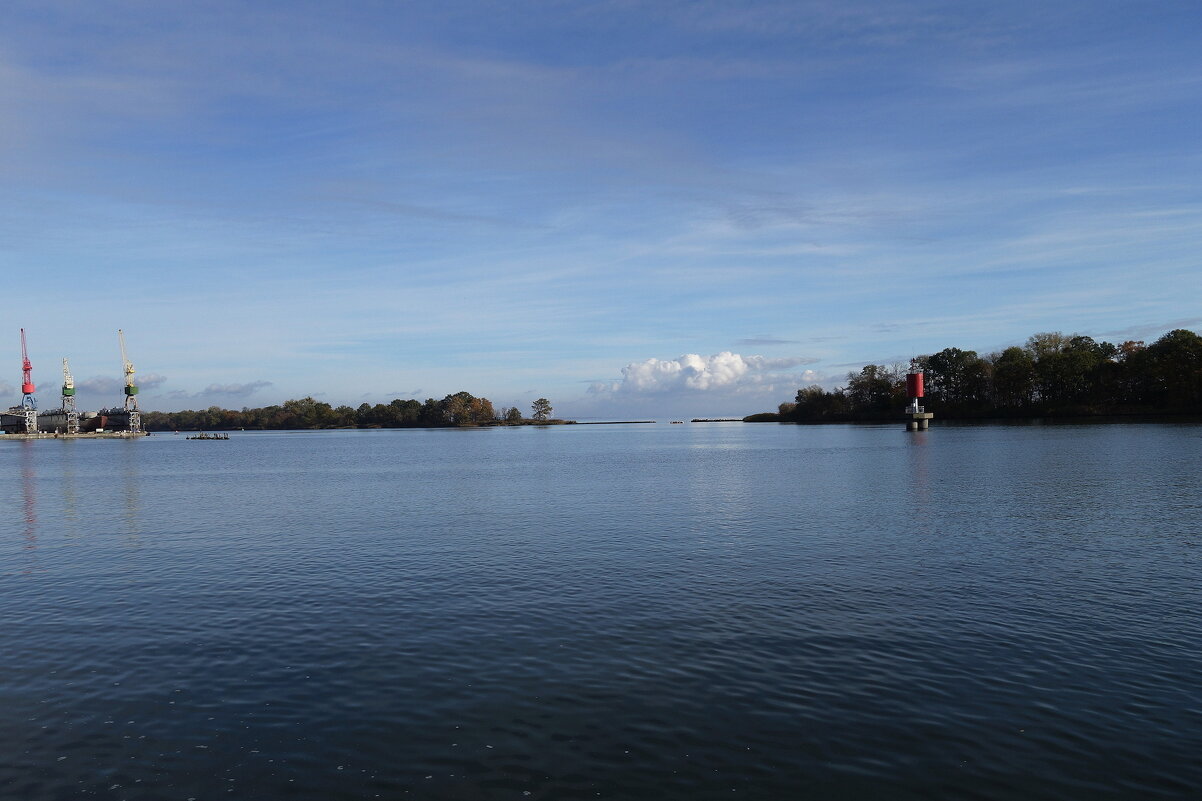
[2,1,1200,419]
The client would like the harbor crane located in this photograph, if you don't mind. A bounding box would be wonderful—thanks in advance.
[61,357,75,408]
[20,329,35,409]
[62,357,79,434]
[19,329,37,433]
[118,329,141,433]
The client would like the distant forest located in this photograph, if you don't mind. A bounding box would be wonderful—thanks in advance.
[141,392,547,431]
[751,328,1202,423]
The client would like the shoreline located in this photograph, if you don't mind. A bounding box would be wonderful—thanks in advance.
[745,411,1202,425]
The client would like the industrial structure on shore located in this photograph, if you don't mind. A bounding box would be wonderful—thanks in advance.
[1,329,146,438]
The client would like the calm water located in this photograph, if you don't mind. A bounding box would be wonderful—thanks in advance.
[2,422,1201,799]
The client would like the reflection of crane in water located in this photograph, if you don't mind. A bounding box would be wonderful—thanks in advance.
[121,438,142,542]
[20,441,39,572]
[61,437,79,535]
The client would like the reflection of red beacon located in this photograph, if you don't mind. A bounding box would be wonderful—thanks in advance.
[905,369,933,431]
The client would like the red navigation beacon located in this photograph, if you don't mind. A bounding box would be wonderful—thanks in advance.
[905,372,924,400]
[905,368,931,431]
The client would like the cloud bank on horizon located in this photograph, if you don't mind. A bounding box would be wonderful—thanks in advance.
[578,351,822,419]
[2,1,1200,416]
[594,352,819,394]
[56,373,275,412]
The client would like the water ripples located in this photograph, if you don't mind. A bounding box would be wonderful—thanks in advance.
[2,424,1201,798]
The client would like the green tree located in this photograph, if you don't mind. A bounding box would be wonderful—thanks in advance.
[333,405,356,427]
[1030,334,1115,407]
[203,405,225,429]
[991,347,1035,408]
[920,348,990,409]
[786,385,846,420]
[531,398,552,421]
[1025,332,1070,359]
[282,396,335,427]
[418,398,443,427]
[844,366,899,413]
[504,406,523,423]
[1138,329,1202,408]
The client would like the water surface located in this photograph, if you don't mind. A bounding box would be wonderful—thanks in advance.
[2,423,1201,799]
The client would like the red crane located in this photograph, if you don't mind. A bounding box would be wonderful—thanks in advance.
[20,328,36,409]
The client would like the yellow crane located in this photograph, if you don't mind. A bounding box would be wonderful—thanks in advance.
[118,329,138,412]
[62,357,79,434]
[117,330,143,434]
[61,357,75,404]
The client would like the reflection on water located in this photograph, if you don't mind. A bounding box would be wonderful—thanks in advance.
[19,440,37,540]
[121,440,142,542]
[906,430,933,532]
[60,440,79,541]
[683,432,754,542]
[17,440,39,574]
[2,425,1201,801]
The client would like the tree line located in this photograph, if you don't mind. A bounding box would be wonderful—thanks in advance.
[756,328,1202,422]
[141,393,556,431]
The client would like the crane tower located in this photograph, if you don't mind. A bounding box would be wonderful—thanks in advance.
[19,329,37,433]
[62,357,79,434]
[118,329,141,433]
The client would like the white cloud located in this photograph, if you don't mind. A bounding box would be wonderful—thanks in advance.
[593,352,819,395]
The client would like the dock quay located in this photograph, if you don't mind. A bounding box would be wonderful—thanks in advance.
[1,431,149,440]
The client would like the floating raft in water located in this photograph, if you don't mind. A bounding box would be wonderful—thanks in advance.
[186,433,230,440]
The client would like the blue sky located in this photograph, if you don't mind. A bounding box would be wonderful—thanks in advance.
[2,1,1200,418]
